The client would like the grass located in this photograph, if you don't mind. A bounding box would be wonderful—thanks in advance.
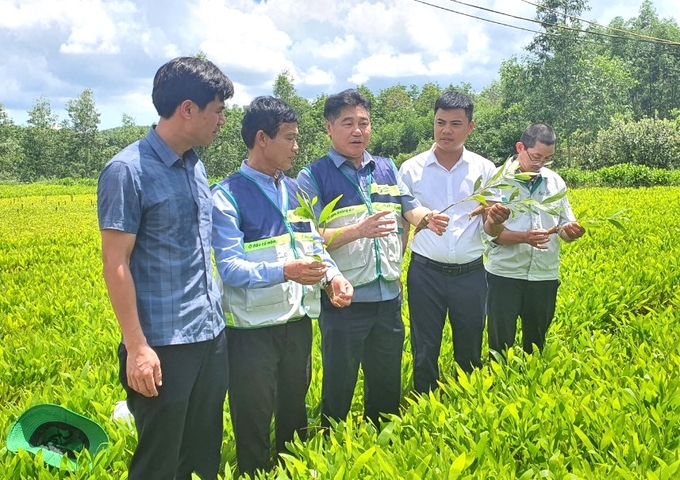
[1,185,679,478]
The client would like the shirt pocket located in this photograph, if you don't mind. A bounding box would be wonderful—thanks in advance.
[245,283,289,310]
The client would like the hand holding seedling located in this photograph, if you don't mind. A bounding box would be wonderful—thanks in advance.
[284,258,328,285]
[484,203,511,225]
[558,221,586,241]
[413,210,450,236]
[413,158,542,236]
[428,211,450,235]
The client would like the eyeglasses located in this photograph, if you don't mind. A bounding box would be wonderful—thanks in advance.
[522,144,553,166]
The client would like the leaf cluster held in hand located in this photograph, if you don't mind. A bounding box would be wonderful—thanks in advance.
[295,189,344,247]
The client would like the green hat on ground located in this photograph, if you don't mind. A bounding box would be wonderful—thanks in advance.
[6,403,109,471]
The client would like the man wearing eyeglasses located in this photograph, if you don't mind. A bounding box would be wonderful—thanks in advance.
[484,123,585,357]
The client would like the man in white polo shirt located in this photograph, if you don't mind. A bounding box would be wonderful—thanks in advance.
[399,91,509,393]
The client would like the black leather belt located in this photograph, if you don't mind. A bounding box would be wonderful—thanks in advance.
[411,252,483,276]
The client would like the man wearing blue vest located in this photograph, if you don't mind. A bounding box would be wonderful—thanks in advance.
[297,89,449,427]
[212,96,353,476]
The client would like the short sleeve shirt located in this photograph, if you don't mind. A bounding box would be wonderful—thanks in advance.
[97,127,224,346]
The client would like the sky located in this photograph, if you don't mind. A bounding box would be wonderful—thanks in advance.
[1,0,678,130]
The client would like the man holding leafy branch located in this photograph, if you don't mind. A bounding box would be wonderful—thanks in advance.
[297,89,449,428]
[399,91,510,393]
[212,96,352,476]
[485,123,585,356]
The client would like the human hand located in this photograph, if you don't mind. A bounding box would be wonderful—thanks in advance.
[326,275,354,308]
[560,222,586,240]
[426,211,449,236]
[485,203,511,225]
[284,258,328,285]
[524,229,550,250]
[355,211,396,239]
[126,344,162,397]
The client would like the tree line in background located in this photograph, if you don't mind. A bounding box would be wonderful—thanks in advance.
[1,0,679,184]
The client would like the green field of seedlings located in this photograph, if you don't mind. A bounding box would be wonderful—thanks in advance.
[1,185,680,479]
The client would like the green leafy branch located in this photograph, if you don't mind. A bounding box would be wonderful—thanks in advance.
[414,157,565,235]
[294,189,344,259]
[566,208,629,234]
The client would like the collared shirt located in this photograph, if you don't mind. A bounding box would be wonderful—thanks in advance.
[484,165,576,281]
[399,145,497,264]
[297,147,420,303]
[212,160,341,289]
[97,127,224,347]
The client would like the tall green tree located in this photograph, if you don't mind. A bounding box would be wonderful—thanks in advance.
[498,0,634,166]
[100,113,148,164]
[202,105,246,179]
[19,96,62,181]
[526,0,591,164]
[65,89,104,177]
[273,69,297,104]
[601,1,680,119]
[272,70,328,174]
[0,103,24,180]
[469,78,530,164]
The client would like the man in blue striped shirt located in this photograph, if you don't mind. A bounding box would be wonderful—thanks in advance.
[97,57,233,480]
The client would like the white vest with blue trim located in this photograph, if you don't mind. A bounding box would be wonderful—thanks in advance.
[215,173,321,328]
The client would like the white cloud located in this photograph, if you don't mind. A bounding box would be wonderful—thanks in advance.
[1,0,138,54]
[301,66,335,86]
[349,53,428,84]
[314,35,359,60]
[0,0,62,28]
[188,0,295,79]
[426,52,467,77]
[0,0,677,129]
[227,82,255,109]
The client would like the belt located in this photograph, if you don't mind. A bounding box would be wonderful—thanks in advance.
[411,252,483,276]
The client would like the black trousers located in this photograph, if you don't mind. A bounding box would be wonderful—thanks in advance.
[486,272,559,355]
[119,329,228,480]
[319,294,404,427]
[227,317,312,477]
[407,255,487,393]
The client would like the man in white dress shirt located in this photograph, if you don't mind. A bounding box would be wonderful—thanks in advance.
[399,91,509,393]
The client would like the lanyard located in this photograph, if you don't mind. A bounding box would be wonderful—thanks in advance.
[339,164,374,214]
[240,171,300,259]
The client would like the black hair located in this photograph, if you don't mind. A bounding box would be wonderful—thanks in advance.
[323,89,371,122]
[434,91,474,122]
[152,57,234,118]
[520,123,557,148]
[241,96,300,149]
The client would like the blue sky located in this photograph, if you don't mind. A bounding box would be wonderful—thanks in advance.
[1,0,678,130]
